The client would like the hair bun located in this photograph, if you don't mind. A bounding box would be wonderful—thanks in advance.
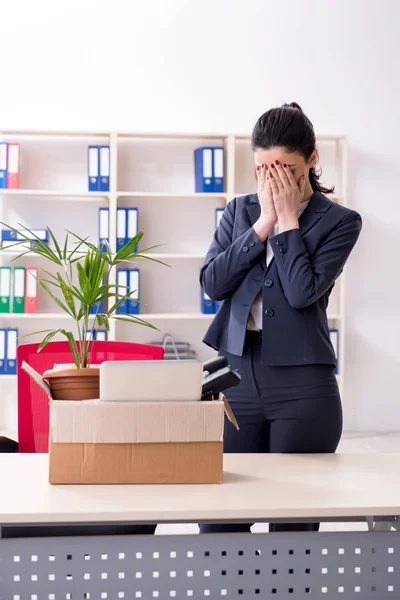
[285,102,303,112]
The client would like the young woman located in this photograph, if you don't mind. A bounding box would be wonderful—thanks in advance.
[200,102,362,533]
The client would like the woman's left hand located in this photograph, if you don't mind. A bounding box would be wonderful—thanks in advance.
[268,161,306,220]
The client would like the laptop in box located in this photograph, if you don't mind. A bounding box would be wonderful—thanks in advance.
[100,360,203,402]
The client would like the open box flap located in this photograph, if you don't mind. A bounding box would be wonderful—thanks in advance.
[220,392,239,430]
[22,361,52,398]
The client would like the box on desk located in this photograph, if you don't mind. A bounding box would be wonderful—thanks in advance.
[22,362,237,485]
[49,399,225,485]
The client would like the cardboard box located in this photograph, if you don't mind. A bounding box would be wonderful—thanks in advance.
[49,441,223,484]
[49,400,224,484]
[22,361,238,486]
[50,400,224,444]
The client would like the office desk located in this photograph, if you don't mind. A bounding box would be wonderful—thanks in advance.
[0,453,399,599]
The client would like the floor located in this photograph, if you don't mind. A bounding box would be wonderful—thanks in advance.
[157,432,400,536]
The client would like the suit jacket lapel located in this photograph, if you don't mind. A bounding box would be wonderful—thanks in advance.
[297,191,331,236]
[245,197,261,230]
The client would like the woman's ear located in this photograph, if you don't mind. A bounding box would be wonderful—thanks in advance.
[309,149,319,169]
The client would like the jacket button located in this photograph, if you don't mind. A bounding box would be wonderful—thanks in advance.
[242,246,249,252]
[249,241,255,247]
[280,247,287,253]
[265,308,275,317]
[264,279,273,288]
[276,240,283,246]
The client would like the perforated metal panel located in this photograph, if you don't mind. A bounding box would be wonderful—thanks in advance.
[0,531,399,599]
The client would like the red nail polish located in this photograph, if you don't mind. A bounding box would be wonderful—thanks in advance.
[256,166,260,171]
[283,163,287,168]
[271,163,275,169]
[275,160,280,165]
[262,163,265,168]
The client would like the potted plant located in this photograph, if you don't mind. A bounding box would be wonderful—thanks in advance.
[0,223,167,400]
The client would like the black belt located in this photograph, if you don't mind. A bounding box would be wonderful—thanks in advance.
[246,329,262,343]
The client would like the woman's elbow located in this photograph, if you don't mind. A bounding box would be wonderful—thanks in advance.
[289,298,311,310]
[200,271,217,301]
[202,284,229,302]
[286,292,316,310]
[199,273,229,302]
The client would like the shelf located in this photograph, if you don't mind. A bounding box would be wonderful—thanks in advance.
[233,193,345,204]
[0,189,109,200]
[0,129,111,139]
[0,250,43,258]
[0,250,37,258]
[0,312,341,322]
[117,192,228,199]
[117,132,228,140]
[133,313,341,321]
[0,251,206,261]
[0,310,340,320]
[0,375,17,381]
[118,132,346,141]
[118,313,214,321]
[234,134,347,142]
[147,253,205,260]
[0,312,214,321]
[0,129,346,142]
[0,313,86,320]
[0,249,89,258]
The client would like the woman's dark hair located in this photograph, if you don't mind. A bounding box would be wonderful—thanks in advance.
[251,102,334,195]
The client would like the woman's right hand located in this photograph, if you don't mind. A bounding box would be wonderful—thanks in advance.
[257,164,277,224]
[253,164,277,242]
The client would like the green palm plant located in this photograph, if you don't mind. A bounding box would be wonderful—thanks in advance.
[0,223,168,369]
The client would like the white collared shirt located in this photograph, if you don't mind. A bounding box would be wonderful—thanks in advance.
[247,200,310,331]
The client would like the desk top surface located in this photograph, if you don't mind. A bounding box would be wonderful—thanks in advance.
[0,453,399,524]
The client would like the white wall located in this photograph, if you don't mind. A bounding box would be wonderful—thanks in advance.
[1,0,399,430]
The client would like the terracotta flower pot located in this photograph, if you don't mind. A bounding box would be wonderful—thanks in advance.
[43,367,100,401]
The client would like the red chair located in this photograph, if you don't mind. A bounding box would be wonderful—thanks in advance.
[17,341,164,453]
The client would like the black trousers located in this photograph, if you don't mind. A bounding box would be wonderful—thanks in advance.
[200,330,343,534]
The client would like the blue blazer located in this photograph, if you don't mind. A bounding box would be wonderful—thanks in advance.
[200,191,362,365]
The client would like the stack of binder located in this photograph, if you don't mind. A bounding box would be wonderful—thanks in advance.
[1,229,48,250]
[98,208,110,251]
[116,268,140,315]
[0,142,20,189]
[88,146,110,192]
[98,207,139,252]
[194,147,224,193]
[0,328,18,374]
[86,329,107,341]
[117,207,139,252]
[89,300,106,315]
[0,267,38,313]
